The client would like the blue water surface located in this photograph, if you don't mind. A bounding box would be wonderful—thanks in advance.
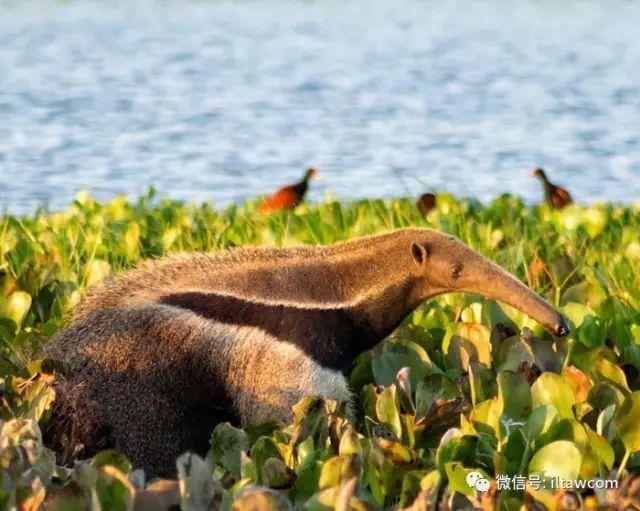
[0,0,639,214]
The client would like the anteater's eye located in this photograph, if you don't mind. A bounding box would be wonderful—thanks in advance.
[451,263,463,279]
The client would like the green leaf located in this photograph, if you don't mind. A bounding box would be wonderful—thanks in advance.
[493,336,534,373]
[615,391,640,454]
[209,422,250,476]
[528,440,582,483]
[90,451,132,474]
[577,315,603,348]
[535,418,589,453]
[470,398,502,439]
[442,322,492,371]
[415,374,460,422]
[585,426,614,470]
[95,465,136,511]
[444,462,487,497]
[497,371,531,423]
[435,429,477,474]
[592,358,630,393]
[317,454,360,490]
[249,436,281,483]
[0,291,32,326]
[561,281,605,309]
[23,380,56,421]
[583,206,608,238]
[588,382,624,411]
[295,446,328,501]
[468,362,496,407]
[375,385,402,439]
[338,425,361,456]
[562,302,591,329]
[482,300,519,332]
[524,405,559,441]
[531,373,576,419]
[262,457,296,489]
[398,471,423,508]
[372,339,434,387]
[596,404,617,441]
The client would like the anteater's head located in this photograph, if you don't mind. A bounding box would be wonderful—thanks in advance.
[409,230,569,337]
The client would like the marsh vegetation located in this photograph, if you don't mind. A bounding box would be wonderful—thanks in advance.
[1,191,640,509]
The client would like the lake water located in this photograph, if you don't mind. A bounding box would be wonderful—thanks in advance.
[1,0,639,215]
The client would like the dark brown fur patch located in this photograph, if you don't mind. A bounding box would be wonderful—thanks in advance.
[158,292,380,372]
[43,377,112,466]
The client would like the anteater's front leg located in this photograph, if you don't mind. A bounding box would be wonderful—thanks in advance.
[224,326,353,425]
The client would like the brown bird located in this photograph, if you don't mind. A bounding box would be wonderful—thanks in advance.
[530,167,573,209]
[259,167,318,212]
[416,193,437,216]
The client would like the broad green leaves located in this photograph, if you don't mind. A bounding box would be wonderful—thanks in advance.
[0,291,32,331]
[2,195,640,509]
[209,423,250,476]
[372,339,435,387]
[375,386,402,439]
[531,373,576,419]
[443,323,492,371]
[616,392,640,456]
[528,440,582,482]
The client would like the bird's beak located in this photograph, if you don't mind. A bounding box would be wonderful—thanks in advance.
[528,168,537,178]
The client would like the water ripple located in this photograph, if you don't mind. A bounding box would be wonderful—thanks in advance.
[0,0,639,215]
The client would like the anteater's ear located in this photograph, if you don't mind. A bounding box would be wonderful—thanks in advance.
[411,241,430,266]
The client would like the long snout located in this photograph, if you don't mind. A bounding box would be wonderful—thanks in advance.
[462,261,570,337]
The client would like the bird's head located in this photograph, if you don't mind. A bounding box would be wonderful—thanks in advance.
[305,167,319,180]
[529,167,546,179]
[417,193,437,214]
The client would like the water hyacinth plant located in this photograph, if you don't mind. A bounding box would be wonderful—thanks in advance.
[1,189,640,510]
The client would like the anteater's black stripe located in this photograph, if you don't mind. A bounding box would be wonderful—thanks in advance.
[158,292,379,373]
